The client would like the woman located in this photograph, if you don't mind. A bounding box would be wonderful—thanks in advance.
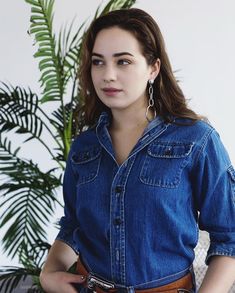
[40,8,235,293]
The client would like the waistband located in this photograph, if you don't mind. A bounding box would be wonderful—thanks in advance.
[76,257,194,293]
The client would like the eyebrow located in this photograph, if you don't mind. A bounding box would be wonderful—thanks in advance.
[92,52,134,58]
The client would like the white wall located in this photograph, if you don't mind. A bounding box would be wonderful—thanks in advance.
[0,0,235,266]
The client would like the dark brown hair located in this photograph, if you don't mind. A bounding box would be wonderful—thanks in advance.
[78,8,202,127]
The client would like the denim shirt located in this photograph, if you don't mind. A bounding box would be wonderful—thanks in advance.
[56,111,235,289]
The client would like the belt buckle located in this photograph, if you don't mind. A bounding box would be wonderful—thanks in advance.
[87,274,115,291]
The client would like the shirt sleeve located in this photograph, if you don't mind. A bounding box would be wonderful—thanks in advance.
[55,142,79,254]
[193,129,235,265]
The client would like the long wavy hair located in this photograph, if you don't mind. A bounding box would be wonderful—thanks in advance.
[77,8,202,128]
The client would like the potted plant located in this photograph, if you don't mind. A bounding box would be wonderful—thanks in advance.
[0,0,135,291]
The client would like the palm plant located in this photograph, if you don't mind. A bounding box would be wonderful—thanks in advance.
[0,0,136,291]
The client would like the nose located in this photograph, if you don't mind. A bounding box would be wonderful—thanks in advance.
[103,64,116,83]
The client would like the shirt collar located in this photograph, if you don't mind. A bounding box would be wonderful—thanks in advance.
[96,111,167,133]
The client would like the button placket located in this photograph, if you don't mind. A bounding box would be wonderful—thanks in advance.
[110,162,133,283]
[115,186,122,197]
[114,218,122,226]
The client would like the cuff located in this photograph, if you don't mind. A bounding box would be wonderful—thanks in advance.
[55,230,79,255]
[55,216,80,254]
[205,244,235,265]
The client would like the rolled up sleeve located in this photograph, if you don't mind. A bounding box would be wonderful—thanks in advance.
[193,129,235,265]
[56,143,79,254]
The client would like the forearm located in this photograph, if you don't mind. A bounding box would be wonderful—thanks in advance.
[39,240,84,293]
[198,256,235,293]
[41,240,78,273]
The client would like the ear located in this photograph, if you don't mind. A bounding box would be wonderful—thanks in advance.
[149,58,161,81]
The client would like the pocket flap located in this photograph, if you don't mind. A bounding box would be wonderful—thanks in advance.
[148,141,194,158]
[71,146,101,164]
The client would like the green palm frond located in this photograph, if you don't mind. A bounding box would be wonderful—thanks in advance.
[49,102,74,160]
[0,83,43,141]
[0,83,65,166]
[0,1,137,291]
[0,266,42,293]
[50,96,85,159]
[26,0,64,103]
[96,0,136,17]
[20,241,51,269]
[118,0,136,9]
[59,19,86,84]
[0,136,61,258]
[0,242,50,292]
[57,20,86,152]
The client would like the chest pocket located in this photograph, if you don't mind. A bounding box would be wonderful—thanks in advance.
[71,146,101,185]
[140,141,194,188]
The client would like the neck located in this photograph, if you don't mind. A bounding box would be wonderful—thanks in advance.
[110,107,150,132]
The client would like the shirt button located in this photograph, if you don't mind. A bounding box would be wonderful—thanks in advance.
[114,218,122,226]
[164,148,172,156]
[83,152,90,160]
[115,186,122,193]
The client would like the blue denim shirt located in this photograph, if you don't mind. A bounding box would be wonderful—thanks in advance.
[56,111,235,289]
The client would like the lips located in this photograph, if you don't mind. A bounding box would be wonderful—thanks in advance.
[102,87,122,96]
[102,87,122,93]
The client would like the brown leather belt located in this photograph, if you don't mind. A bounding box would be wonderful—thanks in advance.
[76,258,193,293]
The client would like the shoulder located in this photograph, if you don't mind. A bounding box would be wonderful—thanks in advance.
[164,117,232,167]
[173,117,214,131]
[164,117,215,143]
[172,119,231,166]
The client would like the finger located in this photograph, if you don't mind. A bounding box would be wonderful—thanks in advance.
[67,274,86,284]
[76,274,86,283]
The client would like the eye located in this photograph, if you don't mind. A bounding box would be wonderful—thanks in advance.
[117,59,131,65]
[92,59,104,66]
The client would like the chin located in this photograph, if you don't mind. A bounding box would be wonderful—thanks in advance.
[101,101,127,110]
[109,104,130,110]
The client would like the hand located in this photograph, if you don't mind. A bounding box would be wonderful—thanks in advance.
[40,271,86,293]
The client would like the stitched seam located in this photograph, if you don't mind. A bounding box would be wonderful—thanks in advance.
[228,165,235,181]
[140,150,191,188]
[121,157,136,284]
[77,155,101,185]
[194,128,214,165]
[148,142,194,159]
[71,149,101,164]
[55,237,79,255]
[132,265,192,287]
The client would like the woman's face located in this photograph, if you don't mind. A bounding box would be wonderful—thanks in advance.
[91,26,160,112]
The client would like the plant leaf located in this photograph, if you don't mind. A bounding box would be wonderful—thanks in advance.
[0,136,61,259]
[0,266,42,293]
[26,0,64,103]
[0,83,44,139]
